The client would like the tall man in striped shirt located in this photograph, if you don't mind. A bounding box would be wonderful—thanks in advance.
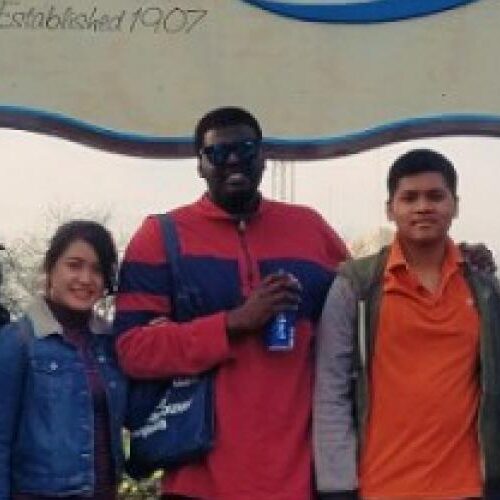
[115,106,348,500]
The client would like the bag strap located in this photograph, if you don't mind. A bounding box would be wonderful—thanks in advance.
[157,213,183,291]
[156,213,202,322]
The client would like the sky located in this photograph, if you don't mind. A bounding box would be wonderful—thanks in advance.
[1,129,499,261]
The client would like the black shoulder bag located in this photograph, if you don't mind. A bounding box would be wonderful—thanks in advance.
[126,214,215,479]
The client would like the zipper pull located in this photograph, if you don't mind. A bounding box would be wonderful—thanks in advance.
[238,218,246,232]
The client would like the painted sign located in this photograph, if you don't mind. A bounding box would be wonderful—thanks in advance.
[0,0,498,158]
[240,0,479,22]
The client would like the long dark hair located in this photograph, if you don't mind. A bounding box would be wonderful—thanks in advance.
[44,220,118,293]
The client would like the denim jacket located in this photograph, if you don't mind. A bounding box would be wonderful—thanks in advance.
[0,297,127,499]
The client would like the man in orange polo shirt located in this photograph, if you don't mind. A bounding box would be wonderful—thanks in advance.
[314,149,500,500]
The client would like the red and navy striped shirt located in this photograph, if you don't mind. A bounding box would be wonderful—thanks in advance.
[115,195,348,500]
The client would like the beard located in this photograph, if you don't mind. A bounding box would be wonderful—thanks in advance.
[217,188,261,216]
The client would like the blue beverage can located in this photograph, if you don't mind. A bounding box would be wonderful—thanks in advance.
[264,310,296,351]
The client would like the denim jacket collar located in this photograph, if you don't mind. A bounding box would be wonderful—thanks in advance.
[25,295,110,338]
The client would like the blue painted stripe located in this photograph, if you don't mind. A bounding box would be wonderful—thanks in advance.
[2,105,500,151]
[265,113,500,147]
[0,104,191,145]
[240,0,479,23]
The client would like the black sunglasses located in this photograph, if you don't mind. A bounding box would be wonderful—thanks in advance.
[200,140,260,167]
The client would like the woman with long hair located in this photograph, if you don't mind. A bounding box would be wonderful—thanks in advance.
[0,220,127,499]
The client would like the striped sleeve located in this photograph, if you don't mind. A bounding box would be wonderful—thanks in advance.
[114,215,230,379]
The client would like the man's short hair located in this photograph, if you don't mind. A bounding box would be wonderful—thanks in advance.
[194,107,263,153]
[388,149,457,199]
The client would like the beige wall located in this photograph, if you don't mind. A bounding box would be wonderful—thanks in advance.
[1,0,499,140]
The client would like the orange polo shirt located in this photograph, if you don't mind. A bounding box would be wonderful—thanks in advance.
[359,238,481,499]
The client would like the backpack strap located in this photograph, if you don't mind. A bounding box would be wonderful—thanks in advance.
[338,245,390,300]
[338,245,390,370]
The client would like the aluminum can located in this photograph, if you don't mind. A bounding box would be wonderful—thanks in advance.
[264,310,296,351]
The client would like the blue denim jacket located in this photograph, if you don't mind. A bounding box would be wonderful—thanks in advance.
[0,297,127,499]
